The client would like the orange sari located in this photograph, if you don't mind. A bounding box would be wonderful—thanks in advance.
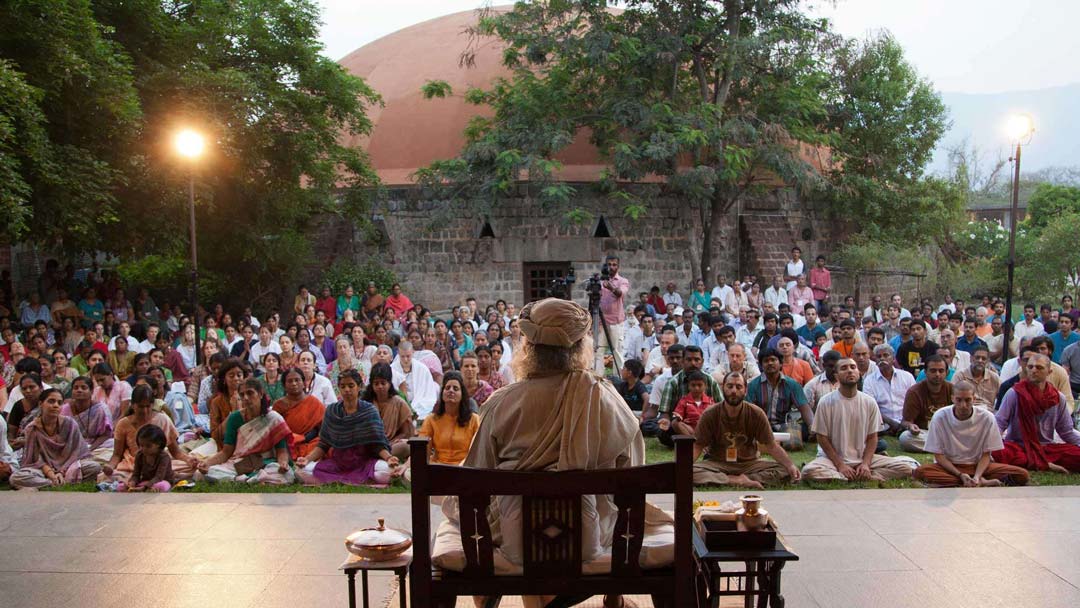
[272,395,325,458]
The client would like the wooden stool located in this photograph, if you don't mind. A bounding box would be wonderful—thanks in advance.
[341,549,412,608]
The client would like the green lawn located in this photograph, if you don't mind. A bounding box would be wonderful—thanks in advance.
[3,436,1073,494]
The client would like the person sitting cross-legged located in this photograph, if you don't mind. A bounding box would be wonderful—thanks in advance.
[693,371,801,488]
[802,358,918,482]
[658,370,715,438]
[899,355,953,453]
[746,348,813,443]
[912,381,1029,487]
[993,353,1080,473]
[656,345,722,447]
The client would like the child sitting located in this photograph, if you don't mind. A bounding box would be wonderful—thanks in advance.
[668,370,715,435]
[118,424,174,492]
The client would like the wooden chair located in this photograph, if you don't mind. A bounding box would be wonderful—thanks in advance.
[409,435,694,608]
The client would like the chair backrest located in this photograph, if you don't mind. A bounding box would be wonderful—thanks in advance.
[410,435,694,601]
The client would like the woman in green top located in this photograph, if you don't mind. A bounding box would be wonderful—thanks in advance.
[336,285,361,318]
[260,352,286,402]
[77,287,105,329]
[198,378,294,484]
[687,278,711,313]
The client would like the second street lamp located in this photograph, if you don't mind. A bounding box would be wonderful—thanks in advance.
[1002,114,1034,366]
[175,128,206,366]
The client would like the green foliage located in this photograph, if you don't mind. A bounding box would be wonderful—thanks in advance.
[932,256,1007,301]
[1024,184,1080,230]
[953,220,1008,260]
[319,260,399,297]
[416,1,948,275]
[116,254,225,305]
[831,234,930,276]
[1016,211,1080,301]
[0,0,381,310]
[421,79,453,99]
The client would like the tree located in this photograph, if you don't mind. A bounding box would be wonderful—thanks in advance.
[1023,183,1080,230]
[1,0,380,310]
[1017,211,1080,301]
[418,2,949,277]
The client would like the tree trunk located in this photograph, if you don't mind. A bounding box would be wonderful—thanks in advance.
[700,189,731,283]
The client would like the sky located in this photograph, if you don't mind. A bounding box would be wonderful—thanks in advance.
[316,0,1080,95]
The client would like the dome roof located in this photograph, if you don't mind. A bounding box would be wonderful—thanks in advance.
[338,8,605,185]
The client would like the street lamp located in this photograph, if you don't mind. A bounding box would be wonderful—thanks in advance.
[1002,113,1034,365]
[174,128,206,366]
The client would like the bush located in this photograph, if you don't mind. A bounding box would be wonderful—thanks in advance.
[116,254,224,306]
[319,260,399,297]
[932,256,1006,301]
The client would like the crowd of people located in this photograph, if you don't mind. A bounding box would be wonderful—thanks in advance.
[1,249,1079,493]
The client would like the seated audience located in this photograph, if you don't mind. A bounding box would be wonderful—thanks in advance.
[103,385,197,482]
[60,376,114,463]
[693,371,801,488]
[91,362,132,423]
[802,358,918,481]
[657,345,722,447]
[952,345,999,409]
[459,351,493,407]
[417,371,480,465]
[362,362,415,461]
[746,349,813,440]
[913,381,1029,487]
[391,341,439,418]
[296,369,399,485]
[864,344,915,435]
[117,424,174,492]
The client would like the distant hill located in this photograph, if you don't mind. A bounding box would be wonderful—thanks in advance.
[930,83,1080,175]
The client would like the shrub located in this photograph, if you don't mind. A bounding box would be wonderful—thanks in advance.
[319,260,399,296]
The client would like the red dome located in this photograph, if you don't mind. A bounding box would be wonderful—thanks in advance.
[338,8,606,185]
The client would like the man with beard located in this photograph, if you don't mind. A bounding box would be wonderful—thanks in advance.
[913,381,1029,487]
[692,372,801,488]
[746,349,813,440]
[711,343,760,385]
[657,345,722,447]
[864,344,915,436]
[994,353,1080,472]
[802,358,918,481]
[900,356,953,453]
[896,320,939,377]
[953,346,1000,409]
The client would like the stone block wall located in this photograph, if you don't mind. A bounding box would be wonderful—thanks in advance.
[308,185,836,311]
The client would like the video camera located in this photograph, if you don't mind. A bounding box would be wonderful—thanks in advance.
[549,266,577,300]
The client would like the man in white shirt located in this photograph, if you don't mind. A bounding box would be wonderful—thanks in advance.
[1013,304,1045,342]
[391,342,439,418]
[736,310,762,352]
[890,294,912,320]
[710,275,734,313]
[710,342,760,385]
[647,344,684,419]
[936,327,970,373]
[784,247,805,291]
[863,295,885,325]
[912,381,1029,487]
[645,328,677,380]
[675,308,703,346]
[862,343,916,436]
[138,323,161,354]
[702,322,735,372]
[764,276,787,310]
[802,357,918,481]
[623,312,656,363]
[662,282,683,310]
[249,325,283,367]
[107,321,140,352]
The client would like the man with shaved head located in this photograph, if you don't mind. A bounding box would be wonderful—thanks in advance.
[994,353,1080,472]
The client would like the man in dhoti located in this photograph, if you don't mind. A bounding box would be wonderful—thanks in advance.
[391,341,438,419]
[802,358,918,481]
[913,381,1029,487]
[693,371,801,488]
[434,298,669,608]
[993,353,1080,472]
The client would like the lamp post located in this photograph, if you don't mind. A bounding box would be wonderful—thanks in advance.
[1002,114,1034,366]
[175,129,206,366]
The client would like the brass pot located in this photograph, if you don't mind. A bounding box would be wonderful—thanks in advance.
[345,518,412,561]
[736,495,768,531]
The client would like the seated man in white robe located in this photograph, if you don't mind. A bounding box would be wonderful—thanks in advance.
[434,298,672,608]
[391,341,438,419]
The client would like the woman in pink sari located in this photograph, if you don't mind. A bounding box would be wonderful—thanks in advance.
[61,376,114,463]
[11,388,102,488]
[198,378,294,484]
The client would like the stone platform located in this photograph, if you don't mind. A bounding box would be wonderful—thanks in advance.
[2,487,1079,607]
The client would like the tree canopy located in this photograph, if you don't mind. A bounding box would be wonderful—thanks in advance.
[0,0,380,309]
[417,0,952,277]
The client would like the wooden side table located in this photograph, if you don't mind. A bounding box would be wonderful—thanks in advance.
[692,526,798,608]
[340,550,412,608]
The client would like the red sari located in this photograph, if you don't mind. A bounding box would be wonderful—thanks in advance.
[272,395,325,458]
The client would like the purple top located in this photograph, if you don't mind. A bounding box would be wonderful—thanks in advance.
[995,388,1080,446]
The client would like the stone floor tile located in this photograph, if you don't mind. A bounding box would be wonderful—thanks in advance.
[254,574,397,608]
[0,536,151,573]
[106,574,275,608]
[947,498,1078,531]
[882,532,1039,571]
[148,538,306,575]
[847,499,981,534]
[780,534,918,573]
[765,500,875,536]
[803,570,976,608]
[924,565,1080,608]
[994,531,1080,588]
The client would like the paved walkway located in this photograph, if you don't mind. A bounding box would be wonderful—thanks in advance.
[2,486,1079,607]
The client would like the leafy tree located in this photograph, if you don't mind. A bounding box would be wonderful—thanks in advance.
[1016,211,1080,301]
[1023,183,1080,230]
[417,2,949,277]
[1,0,380,311]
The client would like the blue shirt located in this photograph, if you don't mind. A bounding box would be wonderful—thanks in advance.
[915,368,956,382]
[954,335,988,354]
[797,323,826,346]
[1050,331,1080,364]
[747,374,808,426]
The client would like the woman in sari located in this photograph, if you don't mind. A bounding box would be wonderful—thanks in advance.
[11,388,101,488]
[278,334,298,371]
[103,385,197,482]
[424,327,453,376]
[459,351,493,407]
[61,376,114,463]
[415,371,479,465]
[7,373,44,451]
[363,363,415,461]
[474,346,505,391]
[204,358,245,452]
[198,378,294,485]
[295,369,399,485]
[260,351,285,402]
[490,342,516,385]
[273,368,325,459]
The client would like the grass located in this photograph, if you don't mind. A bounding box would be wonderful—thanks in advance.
[2,436,1074,494]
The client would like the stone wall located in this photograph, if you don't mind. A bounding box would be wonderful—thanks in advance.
[308,184,836,311]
